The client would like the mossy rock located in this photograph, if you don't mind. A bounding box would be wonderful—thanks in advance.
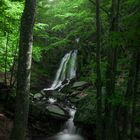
[74,90,96,125]
[46,104,65,116]
[72,81,89,89]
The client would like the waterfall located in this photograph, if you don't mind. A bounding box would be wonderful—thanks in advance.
[56,108,84,140]
[41,50,84,140]
[67,50,77,80]
[62,109,76,134]
[43,50,78,91]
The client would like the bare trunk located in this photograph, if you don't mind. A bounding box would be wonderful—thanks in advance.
[105,0,120,139]
[95,0,103,139]
[130,52,140,140]
[10,0,36,140]
[122,51,140,140]
[4,33,9,85]
[10,39,18,87]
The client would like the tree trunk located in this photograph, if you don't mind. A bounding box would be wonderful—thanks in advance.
[105,0,120,140]
[130,52,140,140]
[95,0,103,140]
[10,39,18,87]
[10,0,36,140]
[4,33,9,85]
[122,51,140,140]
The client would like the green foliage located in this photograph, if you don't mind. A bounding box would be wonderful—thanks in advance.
[32,45,42,62]
[35,0,95,50]
[120,1,140,48]
[0,0,23,72]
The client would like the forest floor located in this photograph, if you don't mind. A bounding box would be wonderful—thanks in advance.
[0,104,13,140]
[0,103,50,140]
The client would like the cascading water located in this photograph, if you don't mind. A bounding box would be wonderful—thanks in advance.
[62,109,76,134]
[56,108,84,140]
[43,50,78,91]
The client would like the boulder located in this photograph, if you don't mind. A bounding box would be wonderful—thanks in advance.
[74,91,96,140]
[46,104,69,119]
[29,101,70,137]
[34,93,43,100]
[72,81,89,90]
[30,100,69,121]
[74,90,96,125]
[68,91,88,104]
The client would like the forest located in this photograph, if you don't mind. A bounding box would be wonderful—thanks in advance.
[0,0,140,140]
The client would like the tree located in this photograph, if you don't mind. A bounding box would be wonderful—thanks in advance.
[121,51,140,140]
[0,0,23,75]
[95,0,103,140]
[4,33,9,84]
[10,0,36,140]
[130,52,140,140]
[105,0,120,140]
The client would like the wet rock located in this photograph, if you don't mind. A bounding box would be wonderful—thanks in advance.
[72,81,89,90]
[74,91,96,140]
[74,92,96,125]
[34,93,43,100]
[30,101,69,121]
[46,105,65,115]
[29,102,69,138]
[46,104,69,119]
[68,91,87,104]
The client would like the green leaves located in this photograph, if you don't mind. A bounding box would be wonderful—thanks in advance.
[32,46,42,62]
[47,38,69,50]
[34,0,95,51]
[4,1,23,19]
[52,24,67,31]
[34,23,48,31]
[0,0,23,72]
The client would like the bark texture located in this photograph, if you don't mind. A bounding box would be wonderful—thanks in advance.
[95,0,103,140]
[105,0,120,140]
[122,51,140,140]
[10,0,36,140]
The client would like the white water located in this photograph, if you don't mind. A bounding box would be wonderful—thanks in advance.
[57,134,84,140]
[43,50,78,91]
[56,109,84,140]
[48,98,57,104]
[62,109,76,134]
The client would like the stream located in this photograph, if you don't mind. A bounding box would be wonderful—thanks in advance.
[53,108,84,140]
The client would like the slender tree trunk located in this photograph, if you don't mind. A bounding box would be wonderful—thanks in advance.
[122,51,140,140]
[105,0,120,140]
[4,33,9,85]
[130,52,140,140]
[10,0,36,140]
[10,39,18,87]
[95,0,103,140]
